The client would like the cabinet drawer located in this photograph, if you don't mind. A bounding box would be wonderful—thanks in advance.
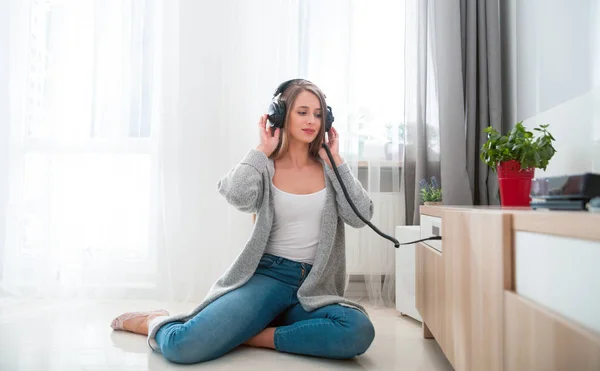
[514,231,600,334]
[504,291,600,371]
[420,214,443,252]
[416,243,445,343]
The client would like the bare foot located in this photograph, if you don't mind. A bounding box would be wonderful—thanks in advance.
[244,327,276,349]
[111,309,169,335]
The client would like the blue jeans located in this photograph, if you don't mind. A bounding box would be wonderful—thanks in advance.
[155,253,375,364]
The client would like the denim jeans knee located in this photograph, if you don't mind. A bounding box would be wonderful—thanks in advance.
[339,309,376,358]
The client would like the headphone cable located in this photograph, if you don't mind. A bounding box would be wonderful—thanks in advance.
[322,143,405,248]
[321,143,444,248]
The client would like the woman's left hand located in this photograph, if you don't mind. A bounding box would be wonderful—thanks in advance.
[318,127,344,168]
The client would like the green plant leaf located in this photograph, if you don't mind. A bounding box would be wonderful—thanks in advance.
[480,123,556,171]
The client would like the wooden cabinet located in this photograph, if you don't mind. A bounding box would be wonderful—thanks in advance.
[443,211,511,371]
[504,291,600,371]
[416,206,600,371]
[416,243,445,342]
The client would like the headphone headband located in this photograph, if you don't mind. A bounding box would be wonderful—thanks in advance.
[273,79,305,98]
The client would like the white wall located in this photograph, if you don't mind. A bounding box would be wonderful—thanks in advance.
[173,0,303,285]
[502,0,600,177]
[593,0,600,165]
[0,0,9,276]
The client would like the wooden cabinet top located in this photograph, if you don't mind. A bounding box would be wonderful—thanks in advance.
[420,205,600,242]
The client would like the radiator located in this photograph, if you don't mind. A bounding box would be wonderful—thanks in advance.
[395,225,421,321]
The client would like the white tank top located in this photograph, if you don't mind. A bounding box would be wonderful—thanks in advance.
[264,182,326,265]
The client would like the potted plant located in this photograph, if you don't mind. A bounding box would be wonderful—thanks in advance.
[419,176,442,205]
[480,122,556,206]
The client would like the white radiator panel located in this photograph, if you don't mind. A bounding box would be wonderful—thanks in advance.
[395,225,421,321]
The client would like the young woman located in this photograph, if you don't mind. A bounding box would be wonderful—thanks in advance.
[110,79,375,364]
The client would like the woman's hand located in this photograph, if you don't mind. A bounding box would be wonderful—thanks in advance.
[256,114,280,157]
[318,127,344,168]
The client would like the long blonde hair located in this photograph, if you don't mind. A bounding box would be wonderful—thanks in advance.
[269,80,328,160]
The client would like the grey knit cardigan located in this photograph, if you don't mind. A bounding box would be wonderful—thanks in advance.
[147,149,374,351]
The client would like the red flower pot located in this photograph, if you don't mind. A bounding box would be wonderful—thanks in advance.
[497,160,535,207]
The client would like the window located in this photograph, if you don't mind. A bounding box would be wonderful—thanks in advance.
[5,0,159,291]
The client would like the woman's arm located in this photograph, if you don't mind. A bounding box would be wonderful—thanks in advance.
[218,114,280,213]
[217,149,268,213]
[319,127,374,228]
[325,161,374,228]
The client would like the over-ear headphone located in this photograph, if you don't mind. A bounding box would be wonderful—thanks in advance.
[267,79,335,132]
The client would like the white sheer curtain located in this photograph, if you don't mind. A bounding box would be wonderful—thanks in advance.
[157,0,303,302]
[2,0,300,301]
[402,0,442,225]
[2,0,411,307]
[296,0,406,307]
[3,0,168,299]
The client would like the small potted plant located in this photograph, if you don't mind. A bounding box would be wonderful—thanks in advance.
[419,176,442,205]
[480,122,556,206]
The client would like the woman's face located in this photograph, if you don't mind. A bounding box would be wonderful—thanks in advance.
[287,90,322,145]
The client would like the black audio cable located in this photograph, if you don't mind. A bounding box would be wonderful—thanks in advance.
[322,143,444,248]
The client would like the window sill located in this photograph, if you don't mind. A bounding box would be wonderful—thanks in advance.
[357,160,403,169]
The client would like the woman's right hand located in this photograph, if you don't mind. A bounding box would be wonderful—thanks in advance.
[256,114,280,157]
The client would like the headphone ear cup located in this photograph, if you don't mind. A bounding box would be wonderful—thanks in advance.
[267,100,286,129]
[325,105,335,132]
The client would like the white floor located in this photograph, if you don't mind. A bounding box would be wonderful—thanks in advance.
[0,298,453,371]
